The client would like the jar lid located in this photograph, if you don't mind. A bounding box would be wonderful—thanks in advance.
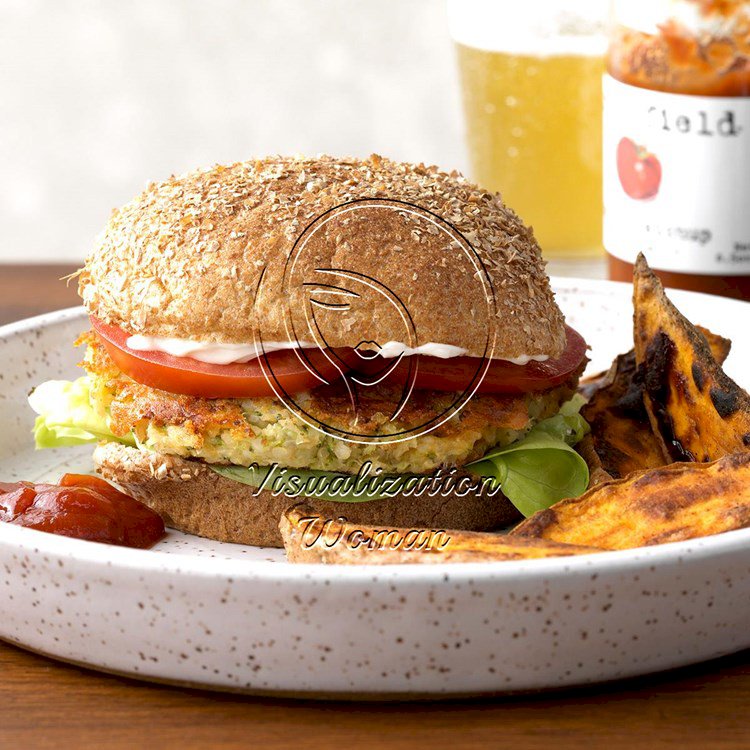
[612,0,749,38]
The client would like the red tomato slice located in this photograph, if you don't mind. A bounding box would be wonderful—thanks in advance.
[90,317,586,399]
[371,325,587,394]
[90,316,350,399]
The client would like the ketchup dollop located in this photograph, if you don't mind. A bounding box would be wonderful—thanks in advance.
[0,474,165,549]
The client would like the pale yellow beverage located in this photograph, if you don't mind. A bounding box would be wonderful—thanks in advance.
[449,2,606,258]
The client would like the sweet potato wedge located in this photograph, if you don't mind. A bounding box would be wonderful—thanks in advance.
[701,326,733,366]
[581,350,666,479]
[511,452,750,550]
[280,504,601,564]
[581,323,731,478]
[633,254,750,462]
[574,434,613,486]
[580,324,731,400]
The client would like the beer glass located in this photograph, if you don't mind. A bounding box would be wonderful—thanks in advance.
[449,0,607,257]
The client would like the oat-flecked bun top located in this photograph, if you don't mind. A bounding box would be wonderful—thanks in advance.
[79,155,566,360]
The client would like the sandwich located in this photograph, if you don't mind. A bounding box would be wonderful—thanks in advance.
[30,154,590,547]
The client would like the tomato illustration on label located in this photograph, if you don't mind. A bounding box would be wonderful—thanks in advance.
[616,137,662,200]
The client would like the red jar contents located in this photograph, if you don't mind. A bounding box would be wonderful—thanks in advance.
[0,474,165,549]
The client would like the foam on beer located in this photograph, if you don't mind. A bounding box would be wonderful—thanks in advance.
[447,0,606,57]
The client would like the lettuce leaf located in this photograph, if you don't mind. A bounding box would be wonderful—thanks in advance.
[28,378,135,449]
[465,395,589,517]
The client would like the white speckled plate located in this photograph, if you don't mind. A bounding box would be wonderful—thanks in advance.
[1,279,749,698]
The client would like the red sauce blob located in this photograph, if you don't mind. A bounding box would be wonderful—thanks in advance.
[0,474,165,549]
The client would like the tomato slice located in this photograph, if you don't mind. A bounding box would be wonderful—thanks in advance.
[90,317,586,399]
[90,316,350,399]
[369,325,587,394]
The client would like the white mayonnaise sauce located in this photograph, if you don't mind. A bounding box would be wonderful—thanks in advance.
[126,335,549,366]
[125,336,317,365]
[375,341,548,365]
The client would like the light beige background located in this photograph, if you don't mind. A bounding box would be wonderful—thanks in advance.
[0,0,463,263]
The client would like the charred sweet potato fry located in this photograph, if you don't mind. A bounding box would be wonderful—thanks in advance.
[574,434,613,486]
[581,350,666,478]
[633,254,750,462]
[512,452,750,550]
[581,321,732,478]
[280,504,601,564]
[701,326,733,366]
[580,325,731,399]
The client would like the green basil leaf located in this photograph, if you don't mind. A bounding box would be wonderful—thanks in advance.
[466,398,590,517]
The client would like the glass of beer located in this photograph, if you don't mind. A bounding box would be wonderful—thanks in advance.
[448,0,607,258]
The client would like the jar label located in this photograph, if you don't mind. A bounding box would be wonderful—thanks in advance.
[603,74,750,275]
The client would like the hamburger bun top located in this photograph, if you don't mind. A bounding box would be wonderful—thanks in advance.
[79,154,566,361]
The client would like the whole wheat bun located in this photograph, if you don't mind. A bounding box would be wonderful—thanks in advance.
[79,154,566,361]
[93,443,521,548]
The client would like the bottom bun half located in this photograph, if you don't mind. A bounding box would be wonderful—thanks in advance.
[93,443,521,548]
